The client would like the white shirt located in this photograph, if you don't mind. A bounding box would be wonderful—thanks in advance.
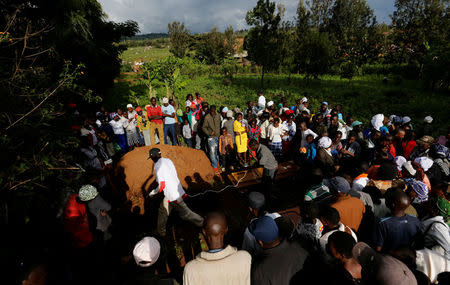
[259,120,270,139]
[154,158,185,202]
[320,222,358,250]
[268,124,286,143]
[282,121,296,141]
[123,117,137,132]
[183,124,192,139]
[416,248,450,283]
[109,120,124,135]
[300,129,318,147]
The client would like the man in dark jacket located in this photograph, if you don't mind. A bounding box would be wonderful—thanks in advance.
[202,105,222,171]
[250,216,308,285]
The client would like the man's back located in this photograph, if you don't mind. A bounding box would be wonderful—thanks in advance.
[375,214,421,252]
[183,245,251,285]
[331,195,365,231]
[251,240,308,285]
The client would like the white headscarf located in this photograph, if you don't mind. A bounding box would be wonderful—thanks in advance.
[394,156,406,171]
[318,137,332,149]
[424,116,433,123]
[371,114,384,131]
[414,157,434,172]
[402,116,411,124]
[403,161,417,176]
[258,95,266,108]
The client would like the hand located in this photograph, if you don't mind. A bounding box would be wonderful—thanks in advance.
[211,131,215,136]
[100,210,108,217]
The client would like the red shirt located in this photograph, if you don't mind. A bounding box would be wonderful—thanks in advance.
[64,194,93,248]
[146,105,163,124]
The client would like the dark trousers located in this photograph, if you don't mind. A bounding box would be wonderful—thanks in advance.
[163,123,177,145]
[184,137,193,148]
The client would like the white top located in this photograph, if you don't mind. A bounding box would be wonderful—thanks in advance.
[259,120,270,139]
[123,117,137,132]
[268,124,286,143]
[416,248,450,283]
[320,222,358,250]
[300,129,318,147]
[109,120,125,135]
[183,124,192,139]
[154,158,185,202]
[282,121,296,141]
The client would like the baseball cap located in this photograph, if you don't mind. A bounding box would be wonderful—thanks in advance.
[322,101,328,106]
[424,116,433,123]
[162,97,169,104]
[326,176,350,193]
[222,107,229,113]
[248,192,265,210]
[249,216,279,243]
[133,237,161,267]
[417,135,435,145]
[353,242,417,285]
[301,97,307,103]
[148,148,161,160]
[267,101,274,107]
[127,104,133,109]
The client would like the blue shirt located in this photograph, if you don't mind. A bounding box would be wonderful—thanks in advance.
[161,105,176,125]
[374,214,421,252]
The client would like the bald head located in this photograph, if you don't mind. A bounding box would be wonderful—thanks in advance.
[203,212,228,237]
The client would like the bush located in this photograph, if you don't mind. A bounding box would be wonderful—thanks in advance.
[361,63,420,80]
[340,61,357,80]
[120,63,133,72]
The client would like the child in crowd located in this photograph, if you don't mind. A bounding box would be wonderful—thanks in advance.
[123,111,140,150]
[268,118,286,159]
[219,127,234,172]
[306,134,317,163]
[182,118,193,148]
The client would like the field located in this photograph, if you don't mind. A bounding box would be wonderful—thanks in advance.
[107,48,450,135]
[120,46,171,63]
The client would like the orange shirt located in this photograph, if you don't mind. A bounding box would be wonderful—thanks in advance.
[332,195,366,231]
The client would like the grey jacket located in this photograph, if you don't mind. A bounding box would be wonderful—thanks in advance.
[256,144,278,170]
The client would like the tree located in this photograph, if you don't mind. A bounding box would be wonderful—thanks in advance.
[327,0,377,66]
[0,0,137,225]
[245,0,283,87]
[298,31,335,79]
[308,0,334,30]
[391,0,448,65]
[168,21,190,58]
[194,26,235,64]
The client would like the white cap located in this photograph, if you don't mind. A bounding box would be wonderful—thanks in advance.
[162,97,169,104]
[126,104,133,109]
[267,101,274,107]
[133,237,161,267]
[301,97,307,103]
[226,110,233,118]
[424,116,433,123]
[222,107,229,113]
[402,116,411,124]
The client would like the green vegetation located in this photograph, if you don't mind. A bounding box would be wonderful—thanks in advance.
[120,46,171,63]
[105,67,449,135]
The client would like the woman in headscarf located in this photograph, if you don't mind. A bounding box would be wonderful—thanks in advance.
[370,114,389,135]
[402,160,432,191]
[316,136,337,178]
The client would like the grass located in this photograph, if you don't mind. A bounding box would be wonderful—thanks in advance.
[120,46,171,63]
[105,71,449,135]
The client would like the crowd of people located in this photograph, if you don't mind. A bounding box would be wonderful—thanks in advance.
[62,91,450,285]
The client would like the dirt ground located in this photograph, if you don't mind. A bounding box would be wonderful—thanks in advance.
[114,145,218,214]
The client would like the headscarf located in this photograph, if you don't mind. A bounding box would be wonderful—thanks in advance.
[414,157,434,172]
[258,95,266,108]
[403,161,417,176]
[394,156,406,171]
[318,137,332,149]
[405,179,428,202]
[424,116,433,124]
[109,112,118,120]
[402,116,411,124]
[371,114,384,131]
